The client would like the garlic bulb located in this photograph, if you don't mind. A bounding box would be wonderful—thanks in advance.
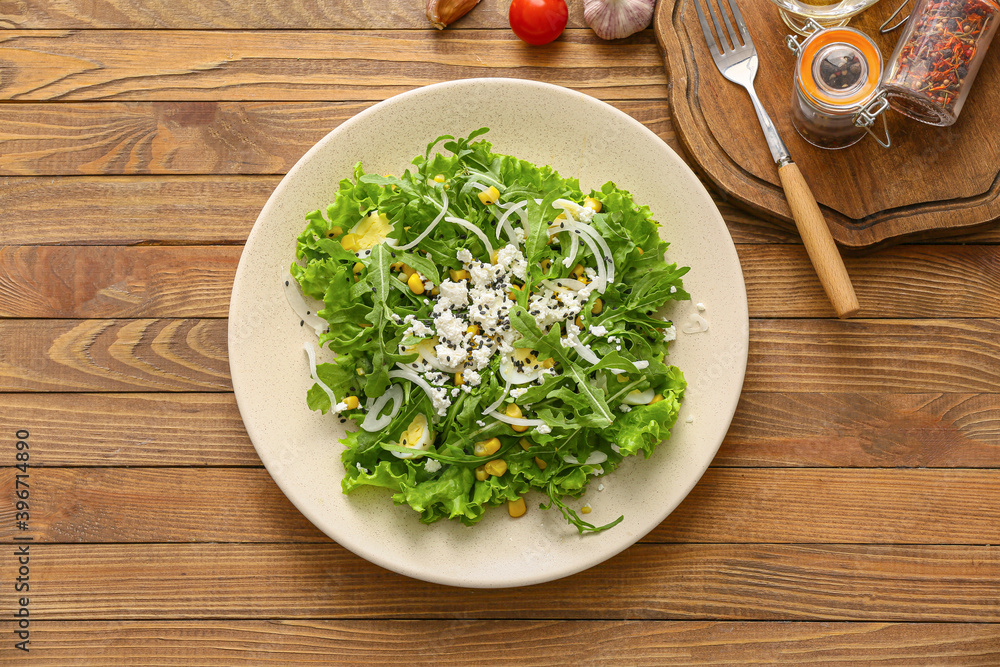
[427,0,481,30]
[583,0,655,40]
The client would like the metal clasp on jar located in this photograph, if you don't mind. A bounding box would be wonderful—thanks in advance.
[853,91,891,148]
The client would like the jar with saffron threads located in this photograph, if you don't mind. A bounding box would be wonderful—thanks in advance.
[883,0,1000,126]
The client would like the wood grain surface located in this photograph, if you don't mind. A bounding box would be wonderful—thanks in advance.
[3,543,996,621]
[10,621,1000,666]
[2,1,999,663]
[3,467,999,544]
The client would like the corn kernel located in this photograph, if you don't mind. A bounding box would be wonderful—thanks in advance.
[649,394,664,405]
[329,226,343,237]
[455,371,464,386]
[474,437,501,457]
[342,396,360,410]
[401,264,415,278]
[534,457,547,470]
[407,272,425,294]
[541,358,555,369]
[467,324,480,336]
[450,269,471,282]
[584,196,602,212]
[504,403,528,433]
[475,465,488,482]
[540,259,551,272]
[572,264,585,278]
[434,174,446,183]
[352,262,364,274]
[576,316,583,328]
[592,298,603,315]
[519,438,532,451]
[484,459,507,476]
[581,504,592,514]
[430,287,440,296]
[341,233,359,251]
[478,186,500,205]
[508,497,527,518]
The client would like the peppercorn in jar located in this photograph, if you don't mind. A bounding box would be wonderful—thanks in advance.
[883,0,1000,126]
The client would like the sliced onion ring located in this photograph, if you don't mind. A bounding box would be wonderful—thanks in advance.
[487,410,546,427]
[390,366,448,416]
[482,380,512,415]
[389,190,449,252]
[445,216,494,258]
[360,384,403,431]
[303,343,338,410]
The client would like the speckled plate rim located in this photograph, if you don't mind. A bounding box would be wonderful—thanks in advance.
[229,78,749,588]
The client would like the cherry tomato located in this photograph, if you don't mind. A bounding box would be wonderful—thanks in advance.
[508,0,569,46]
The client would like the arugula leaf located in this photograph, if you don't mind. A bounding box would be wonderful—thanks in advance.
[509,307,613,426]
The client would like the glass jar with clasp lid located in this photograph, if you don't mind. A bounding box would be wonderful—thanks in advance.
[786,20,892,149]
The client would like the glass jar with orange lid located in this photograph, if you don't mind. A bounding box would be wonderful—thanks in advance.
[788,24,890,148]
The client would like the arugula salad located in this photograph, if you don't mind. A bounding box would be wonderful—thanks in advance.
[291,129,689,533]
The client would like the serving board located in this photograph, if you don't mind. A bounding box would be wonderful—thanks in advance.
[655,0,1000,248]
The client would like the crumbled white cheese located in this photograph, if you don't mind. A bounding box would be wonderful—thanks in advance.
[696,302,706,312]
[510,387,527,399]
[598,483,605,491]
[424,371,448,386]
[618,404,631,413]
[450,387,460,397]
[433,310,466,345]
[536,423,552,434]
[428,386,451,416]
[402,314,433,338]
[589,324,608,337]
[424,458,442,473]
[662,324,677,343]
[457,248,474,264]
[475,419,486,427]
[464,369,482,386]
[496,244,528,281]
[685,415,694,424]
[333,401,348,414]
[670,286,677,294]
[436,279,469,308]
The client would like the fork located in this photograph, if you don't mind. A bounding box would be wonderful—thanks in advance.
[692,0,860,318]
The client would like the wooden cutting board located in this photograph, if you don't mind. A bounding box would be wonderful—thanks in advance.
[655,0,1000,249]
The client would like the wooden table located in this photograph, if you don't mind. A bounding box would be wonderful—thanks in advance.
[2,1,999,663]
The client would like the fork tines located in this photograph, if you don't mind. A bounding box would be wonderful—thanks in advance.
[693,0,753,59]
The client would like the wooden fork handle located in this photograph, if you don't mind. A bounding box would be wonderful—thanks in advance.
[777,161,860,319]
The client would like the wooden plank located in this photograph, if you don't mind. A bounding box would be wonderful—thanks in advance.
[4,319,998,393]
[4,468,998,544]
[0,393,256,466]
[3,244,999,319]
[3,392,997,468]
[746,319,1000,393]
[719,393,1000,468]
[1,543,995,620]
[0,246,238,318]
[0,319,229,392]
[13,620,1000,666]
[0,100,675,175]
[0,176,273,245]
[3,174,999,246]
[0,102,368,176]
[0,30,667,101]
[19,465,1000,545]
[0,0,587,30]
[739,245,1000,319]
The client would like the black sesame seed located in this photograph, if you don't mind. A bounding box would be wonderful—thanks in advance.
[300,320,304,326]
[285,280,290,286]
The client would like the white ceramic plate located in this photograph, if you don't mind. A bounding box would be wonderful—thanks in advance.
[229,78,748,588]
